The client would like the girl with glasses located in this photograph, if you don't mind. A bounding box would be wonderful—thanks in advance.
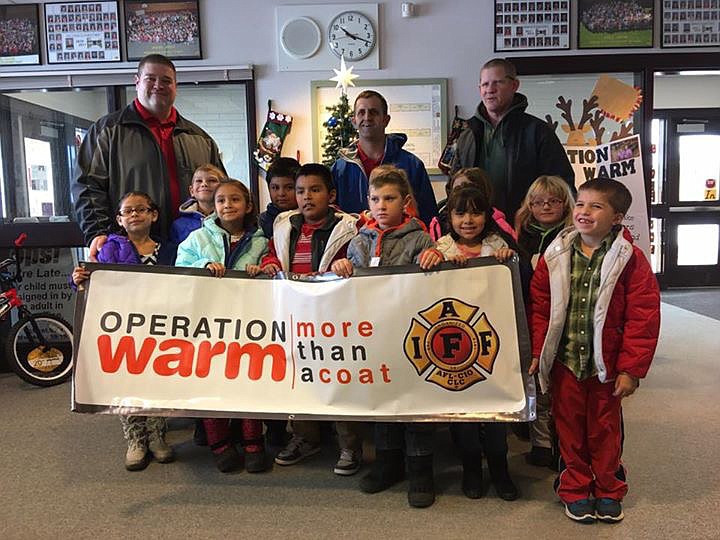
[72,190,177,471]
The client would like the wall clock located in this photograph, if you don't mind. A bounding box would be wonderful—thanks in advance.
[327,10,377,61]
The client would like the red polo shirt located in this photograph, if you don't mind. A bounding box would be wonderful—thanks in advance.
[357,143,383,179]
[134,98,180,218]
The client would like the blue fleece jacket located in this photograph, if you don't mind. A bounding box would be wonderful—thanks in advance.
[331,133,438,227]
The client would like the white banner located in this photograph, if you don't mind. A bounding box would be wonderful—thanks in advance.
[565,134,651,259]
[72,260,533,422]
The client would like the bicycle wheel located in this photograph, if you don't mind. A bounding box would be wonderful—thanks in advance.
[6,313,73,387]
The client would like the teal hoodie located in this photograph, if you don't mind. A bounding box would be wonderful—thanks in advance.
[175,214,268,270]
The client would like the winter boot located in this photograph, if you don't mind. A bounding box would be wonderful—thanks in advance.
[487,453,519,501]
[121,416,149,471]
[407,454,435,508]
[147,417,175,463]
[359,449,405,494]
[212,442,243,473]
[461,451,483,499]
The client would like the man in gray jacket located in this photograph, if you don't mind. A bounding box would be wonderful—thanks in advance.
[72,54,225,259]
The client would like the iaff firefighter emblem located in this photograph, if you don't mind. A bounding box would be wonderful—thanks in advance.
[403,298,499,391]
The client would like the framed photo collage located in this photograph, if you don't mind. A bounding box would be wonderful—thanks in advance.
[0,0,202,67]
[494,0,719,52]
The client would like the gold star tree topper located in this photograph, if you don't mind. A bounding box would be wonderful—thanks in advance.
[329,55,359,95]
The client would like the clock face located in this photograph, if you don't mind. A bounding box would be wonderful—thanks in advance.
[327,11,376,61]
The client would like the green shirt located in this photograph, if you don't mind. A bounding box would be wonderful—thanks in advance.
[559,231,615,380]
[478,117,508,212]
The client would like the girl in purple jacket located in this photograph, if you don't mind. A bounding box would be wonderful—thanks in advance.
[72,191,176,472]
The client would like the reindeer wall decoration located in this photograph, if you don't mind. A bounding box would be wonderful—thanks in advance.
[546,94,634,146]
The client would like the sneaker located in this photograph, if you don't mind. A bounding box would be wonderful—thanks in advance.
[333,448,362,476]
[148,433,175,464]
[274,436,321,466]
[125,439,149,471]
[564,498,596,524]
[595,498,624,523]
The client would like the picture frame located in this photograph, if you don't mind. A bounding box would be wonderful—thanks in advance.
[124,0,202,61]
[311,79,447,175]
[660,0,720,48]
[494,0,570,52]
[578,0,655,49]
[44,1,121,64]
[0,4,41,66]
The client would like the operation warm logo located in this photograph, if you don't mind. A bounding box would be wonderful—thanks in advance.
[403,298,499,391]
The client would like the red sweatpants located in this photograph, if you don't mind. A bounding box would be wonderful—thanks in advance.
[203,418,264,454]
[551,362,627,503]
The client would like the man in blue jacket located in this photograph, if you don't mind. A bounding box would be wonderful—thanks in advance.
[331,90,437,226]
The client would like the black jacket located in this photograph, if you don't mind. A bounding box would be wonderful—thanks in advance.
[451,93,574,220]
[72,101,225,244]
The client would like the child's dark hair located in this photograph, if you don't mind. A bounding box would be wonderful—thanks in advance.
[267,157,300,184]
[214,178,258,230]
[579,177,632,215]
[296,163,335,192]
[117,191,158,214]
[447,186,523,254]
[446,167,493,202]
[114,191,158,235]
[369,164,413,199]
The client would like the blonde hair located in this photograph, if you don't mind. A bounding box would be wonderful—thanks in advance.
[369,164,413,199]
[193,164,225,181]
[515,175,575,233]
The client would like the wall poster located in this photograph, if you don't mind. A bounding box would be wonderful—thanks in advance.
[124,0,202,61]
[0,4,41,66]
[494,0,570,52]
[44,1,121,64]
[661,0,720,48]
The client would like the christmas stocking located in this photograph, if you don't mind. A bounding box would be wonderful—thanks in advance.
[254,104,293,171]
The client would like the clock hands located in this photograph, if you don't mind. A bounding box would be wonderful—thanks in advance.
[340,26,372,46]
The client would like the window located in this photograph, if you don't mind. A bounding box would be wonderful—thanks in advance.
[0,66,255,222]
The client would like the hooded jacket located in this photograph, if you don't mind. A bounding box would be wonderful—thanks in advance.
[175,215,268,270]
[170,198,209,245]
[331,133,438,226]
[258,202,283,238]
[262,208,358,273]
[529,226,660,394]
[72,101,225,244]
[347,215,433,268]
[451,93,574,220]
[97,234,177,266]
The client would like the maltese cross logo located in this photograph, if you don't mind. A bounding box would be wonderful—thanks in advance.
[403,298,500,391]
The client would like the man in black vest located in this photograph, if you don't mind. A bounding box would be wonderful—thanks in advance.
[451,58,573,222]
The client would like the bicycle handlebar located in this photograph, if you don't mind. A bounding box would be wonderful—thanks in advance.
[14,233,27,248]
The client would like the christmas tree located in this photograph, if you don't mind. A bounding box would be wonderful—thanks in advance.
[321,56,360,167]
[321,92,356,167]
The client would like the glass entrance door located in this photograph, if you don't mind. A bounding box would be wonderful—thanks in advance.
[658,112,720,287]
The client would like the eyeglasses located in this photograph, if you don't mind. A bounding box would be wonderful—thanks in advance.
[530,198,563,209]
[118,207,153,216]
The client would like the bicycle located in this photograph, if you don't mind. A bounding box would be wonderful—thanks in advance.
[0,233,74,386]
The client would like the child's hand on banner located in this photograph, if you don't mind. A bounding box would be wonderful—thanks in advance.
[206,262,226,278]
[330,258,354,278]
[418,248,444,270]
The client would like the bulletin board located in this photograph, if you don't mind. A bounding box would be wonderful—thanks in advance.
[311,79,448,175]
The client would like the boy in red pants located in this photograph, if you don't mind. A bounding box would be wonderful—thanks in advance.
[529,178,660,524]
